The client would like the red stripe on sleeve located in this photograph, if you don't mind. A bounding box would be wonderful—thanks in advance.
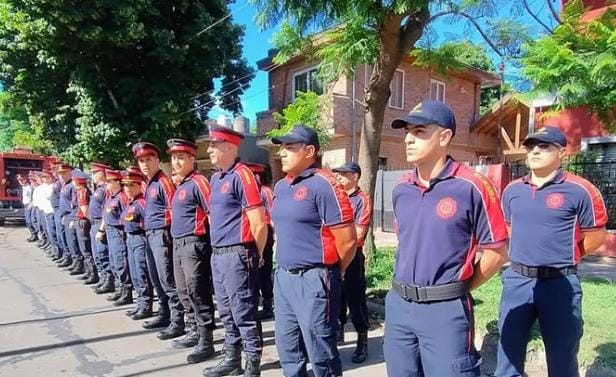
[316,170,354,224]
[236,164,263,209]
[565,173,608,229]
[160,175,176,227]
[356,191,372,228]
[193,175,211,213]
[77,189,89,206]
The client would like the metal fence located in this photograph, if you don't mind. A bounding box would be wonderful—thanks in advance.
[508,157,616,230]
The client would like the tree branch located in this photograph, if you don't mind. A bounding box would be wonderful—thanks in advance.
[522,0,553,33]
[429,11,503,57]
[546,0,562,25]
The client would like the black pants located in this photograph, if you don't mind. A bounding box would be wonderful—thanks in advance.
[173,235,215,331]
[339,248,370,333]
[258,225,274,301]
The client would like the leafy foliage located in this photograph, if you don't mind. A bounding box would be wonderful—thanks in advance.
[269,91,332,147]
[522,0,616,129]
[0,0,254,165]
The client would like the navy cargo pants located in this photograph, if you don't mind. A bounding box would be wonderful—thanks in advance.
[63,214,80,259]
[384,290,481,377]
[126,232,153,311]
[339,249,370,333]
[274,265,342,377]
[106,225,131,285]
[146,228,182,325]
[495,267,583,377]
[90,219,111,275]
[173,235,216,331]
[212,245,262,356]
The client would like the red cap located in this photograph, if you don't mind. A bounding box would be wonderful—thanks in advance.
[121,170,145,184]
[90,162,112,173]
[125,166,143,176]
[105,169,122,181]
[132,142,160,158]
[56,164,73,172]
[41,170,54,178]
[166,138,197,156]
[208,125,244,146]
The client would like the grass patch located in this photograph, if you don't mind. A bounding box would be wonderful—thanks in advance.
[366,247,616,370]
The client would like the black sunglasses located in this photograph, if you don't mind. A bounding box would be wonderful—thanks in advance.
[524,142,560,151]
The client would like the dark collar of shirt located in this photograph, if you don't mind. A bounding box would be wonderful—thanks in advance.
[406,156,459,190]
[62,179,71,186]
[147,170,163,185]
[109,189,122,199]
[129,193,144,203]
[349,187,361,198]
[218,159,240,178]
[522,169,566,189]
[180,170,198,184]
[287,162,321,185]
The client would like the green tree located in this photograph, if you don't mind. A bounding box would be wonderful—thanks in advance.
[0,0,254,165]
[270,91,333,147]
[522,0,616,129]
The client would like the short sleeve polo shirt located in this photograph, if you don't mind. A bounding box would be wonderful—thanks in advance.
[171,170,211,238]
[104,190,129,227]
[209,161,263,247]
[89,183,106,221]
[122,195,146,233]
[392,157,508,286]
[502,169,607,267]
[349,188,372,247]
[144,170,175,231]
[272,165,355,270]
[59,180,73,216]
[75,187,91,220]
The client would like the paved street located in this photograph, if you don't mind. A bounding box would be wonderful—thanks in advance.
[0,226,386,377]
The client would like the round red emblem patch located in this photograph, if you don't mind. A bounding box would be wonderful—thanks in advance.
[149,188,157,198]
[294,187,308,201]
[221,181,231,194]
[436,197,457,219]
[178,189,187,201]
[546,193,564,209]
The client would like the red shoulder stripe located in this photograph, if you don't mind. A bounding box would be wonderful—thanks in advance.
[315,169,354,224]
[236,164,262,208]
[193,174,211,211]
[357,190,372,228]
[565,173,608,228]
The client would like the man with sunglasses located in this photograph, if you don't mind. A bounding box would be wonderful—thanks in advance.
[271,125,357,377]
[496,126,608,377]
[384,101,509,377]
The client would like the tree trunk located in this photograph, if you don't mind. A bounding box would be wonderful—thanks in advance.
[358,9,429,263]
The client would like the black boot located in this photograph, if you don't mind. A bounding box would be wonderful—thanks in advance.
[131,307,153,320]
[337,324,345,345]
[258,298,274,320]
[157,322,185,340]
[142,311,170,330]
[26,234,37,242]
[79,263,91,280]
[243,355,261,377]
[94,271,107,289]
[203,344,243,377]
[172,322,199,349]
[186,328,215,364]
[351,331,368,364]
[65,257,79,271]
[52,251,63,261]
[84,264,99,285]
[106,283,123,301]
[113,285,133,306]
[95,275,115,294]
[69,258,85,275]
[57,255,72,268]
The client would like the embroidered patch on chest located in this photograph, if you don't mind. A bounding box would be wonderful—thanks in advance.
[178,189,187,201]
[221,181,231,194]
[294,187,308,201]
[546,193,565,209]
[436,197,458,219]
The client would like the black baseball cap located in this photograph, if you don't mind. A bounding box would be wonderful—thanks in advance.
[391,100,457,136]
[271,124,320,150]
[522,126,567,147]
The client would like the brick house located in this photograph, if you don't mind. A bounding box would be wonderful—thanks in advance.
[255,51,501,181]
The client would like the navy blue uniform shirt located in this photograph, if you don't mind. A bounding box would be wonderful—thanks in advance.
[171,170,211,238]
[144,170,175,231]
[51,179,62,209]
[392,157,508,286]
[104,190,129,227]
[272,165,354,270]
[122,194,146,233]
[59,180,73,216]
[89,183,107,220]
[502,169,607,267]
[209,161,263,247]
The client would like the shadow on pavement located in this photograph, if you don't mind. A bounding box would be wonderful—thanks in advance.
[585,342,616,377]
[0,306,129,327]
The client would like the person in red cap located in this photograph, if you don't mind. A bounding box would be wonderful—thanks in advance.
[244,162,275,320]
[70,170,98,283]
[55,164,76,268]
[203,126,268,377]
[120,170,154,320]
[167,138,217,364]
[96,169,133,306]
[88,163,115,294]
[50,163,66,261]
[131,142,184,339]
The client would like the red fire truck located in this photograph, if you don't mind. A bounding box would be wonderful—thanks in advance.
[0,148,59,225]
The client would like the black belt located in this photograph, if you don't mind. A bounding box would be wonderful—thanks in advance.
[392,280,469,303]
[126,230,145,236]
[281,264,336,275]
[212,244,254,255]
[510,261,577,278]
[174,235,207,246]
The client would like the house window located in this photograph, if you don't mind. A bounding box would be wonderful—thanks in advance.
[292,67,324,100]
[378,157,388,170]
[430,79,446,102]
[389,69,404,109]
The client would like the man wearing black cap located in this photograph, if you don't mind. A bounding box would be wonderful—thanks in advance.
[132,142,184,339]
[384,101,509,376]
[496,126,607,376]
[166,138,217,365]
[332,161,372,364]
[270,124,357,377]
[203,126,268,377]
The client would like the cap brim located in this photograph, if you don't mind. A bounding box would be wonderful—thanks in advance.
[271,135,303,145]
[522,135,554,146]
[332,167,354,173]
[391,114,436,129]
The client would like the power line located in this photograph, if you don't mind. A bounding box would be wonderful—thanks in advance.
[187,2,250,42]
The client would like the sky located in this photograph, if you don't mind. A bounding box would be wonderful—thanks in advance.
[205,1,562,125]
